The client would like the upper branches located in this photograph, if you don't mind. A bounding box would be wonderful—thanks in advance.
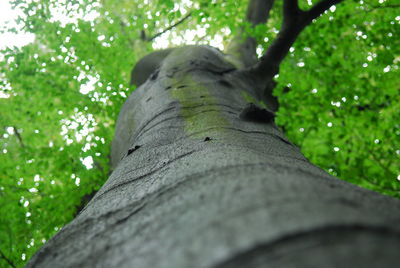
[249,0,344,83]
[225,0,275,67]
[246,0,275,26]
[145,12,192,42]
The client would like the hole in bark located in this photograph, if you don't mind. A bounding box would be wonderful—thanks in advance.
[149,69,159,80]
[165,86,172,90]
[200,95,205,98]
[177,85,187,89]
[204,137,211,142]
[127,145,141,156]
[218,79,232,88]
[239,103,275,123]
[146,97,152,102]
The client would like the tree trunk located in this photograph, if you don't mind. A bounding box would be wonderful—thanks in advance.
[27,46,400,268]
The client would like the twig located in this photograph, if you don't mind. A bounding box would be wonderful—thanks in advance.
[245,0,275,26]
[354,4,400,14]
[13,126,24,148]
[225,0,275,68]
[147,12,192,42]
[0,249,16,268]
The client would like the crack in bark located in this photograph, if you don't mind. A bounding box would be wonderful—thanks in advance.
[91,151,319,223]
[181,103,242,111]
[48,160,348,267]
[33,202,148,267]
[95,150,196,202]
[163,66,237,80]
[148,160,333,206]
[132,124,301,164]
[183,125,293,145]
[134,103,242,142]
[137,108,231,138]
[214,224,400,267]
[112,202,147,226]
[131,104,178,143]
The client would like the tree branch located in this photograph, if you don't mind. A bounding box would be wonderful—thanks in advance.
[246,0,275,26]
[147,12,192,42]
[283,0,301,19]
[305,0,343,25]
[250,0,344,82]
[237,0,344,111]
[225,0,275,67]
[0,249,16,268]
[13,126,25,148]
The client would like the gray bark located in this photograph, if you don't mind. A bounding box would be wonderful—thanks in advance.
[27,45,400,268]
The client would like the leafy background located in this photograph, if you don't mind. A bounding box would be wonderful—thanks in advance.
[0,0,399,266]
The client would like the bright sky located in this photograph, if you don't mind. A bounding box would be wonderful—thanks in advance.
[0,0,35,49]
[0,0,224,50]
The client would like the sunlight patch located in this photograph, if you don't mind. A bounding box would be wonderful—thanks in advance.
[79,74,98,94]
[80,156,93,169]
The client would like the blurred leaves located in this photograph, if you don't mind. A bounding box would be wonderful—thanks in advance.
[274,0,399,198]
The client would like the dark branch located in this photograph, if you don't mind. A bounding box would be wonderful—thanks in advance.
[0,249,16,268]
[305,0,344,25]
[13,126,25,148]
[246,0,275,26]
[226,0,275,67]
[283,0,301,19]
[238,0,344,111]
[147,12,192,42]
[249,0,344,82]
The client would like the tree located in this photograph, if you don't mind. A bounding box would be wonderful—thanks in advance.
[18,0,400,267]
[0,0,399,267]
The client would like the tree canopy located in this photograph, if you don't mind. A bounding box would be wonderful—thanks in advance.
[0,0,399,266]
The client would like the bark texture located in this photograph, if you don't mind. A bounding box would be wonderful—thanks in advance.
[27,46,400,268]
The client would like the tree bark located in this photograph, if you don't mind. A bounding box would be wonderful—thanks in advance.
[27,45,400,268]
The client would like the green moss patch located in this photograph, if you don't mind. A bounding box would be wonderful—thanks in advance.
[170,75,230,138]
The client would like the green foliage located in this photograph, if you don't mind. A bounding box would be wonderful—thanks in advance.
[273,0,399,198]
[0,0,399,266]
